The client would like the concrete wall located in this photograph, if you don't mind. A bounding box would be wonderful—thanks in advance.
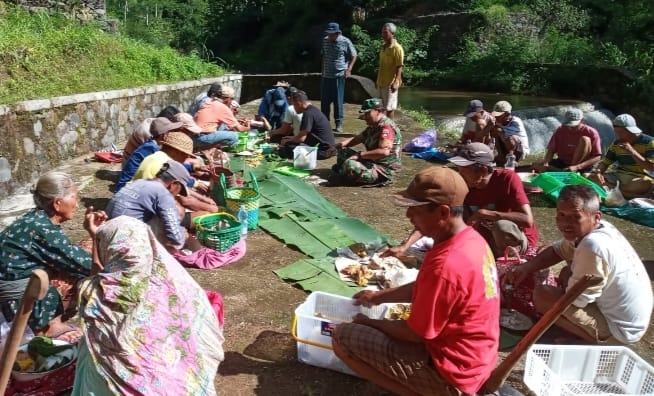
[240,73,376,105]
[0,75,242,199]
[9,0,107,22]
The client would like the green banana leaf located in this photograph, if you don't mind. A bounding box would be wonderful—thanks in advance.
[258,215,389,258]
[273,257,362,297]
[258,173,347,219]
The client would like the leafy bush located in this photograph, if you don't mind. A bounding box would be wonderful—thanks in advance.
[403,108,436,130]
[350,23,437,84]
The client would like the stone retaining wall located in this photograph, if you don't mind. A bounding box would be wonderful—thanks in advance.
[8,0,106,22]
[0,73,376,200]
[0,75,242,199]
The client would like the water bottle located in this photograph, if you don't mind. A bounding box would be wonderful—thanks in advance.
[247,130,258,150]
[238,205,248,239]
[504,153,516,171]
[489,137,496,152]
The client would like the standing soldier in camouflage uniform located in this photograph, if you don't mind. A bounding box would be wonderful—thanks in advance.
[331,98,402,186]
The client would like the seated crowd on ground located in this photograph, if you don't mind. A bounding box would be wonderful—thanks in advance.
[2,45,654,395]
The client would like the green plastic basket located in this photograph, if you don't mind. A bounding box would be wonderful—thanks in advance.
[193,212,242,252]
[531,172,607,202]
[221,169,260,230]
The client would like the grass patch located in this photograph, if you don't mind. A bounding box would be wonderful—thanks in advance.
[0,5,224,104]
[402,107,435,130]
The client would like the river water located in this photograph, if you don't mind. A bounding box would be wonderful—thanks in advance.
[399,87,617,154]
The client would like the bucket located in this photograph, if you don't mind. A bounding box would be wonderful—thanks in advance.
[235,133,248,152]
[293,145,318,170]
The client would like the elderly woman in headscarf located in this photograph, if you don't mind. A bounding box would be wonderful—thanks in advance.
[72,216,224,395]
[0,171,106,341]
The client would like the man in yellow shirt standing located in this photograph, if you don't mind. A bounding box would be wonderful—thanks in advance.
[376,22,404,120]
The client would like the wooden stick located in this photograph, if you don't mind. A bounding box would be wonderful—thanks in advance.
[481,274,603,393]
[0,269,50,394]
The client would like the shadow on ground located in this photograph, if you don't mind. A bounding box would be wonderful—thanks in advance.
[218,331,392,396]
[94,169,120,192]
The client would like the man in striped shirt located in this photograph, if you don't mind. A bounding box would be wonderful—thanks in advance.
[589,113,654,198]
[321,22,357,133]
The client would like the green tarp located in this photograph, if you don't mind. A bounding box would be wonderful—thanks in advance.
[601,205,654,228]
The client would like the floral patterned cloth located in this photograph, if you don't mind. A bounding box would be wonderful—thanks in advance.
[72,216,224,395]
[0,209,91,329]
[496,245,557,319]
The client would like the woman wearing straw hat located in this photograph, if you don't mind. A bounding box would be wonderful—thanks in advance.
[132,132,218,216]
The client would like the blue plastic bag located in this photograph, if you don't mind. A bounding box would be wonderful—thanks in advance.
[403,129,437,153]
[411,148,451,163]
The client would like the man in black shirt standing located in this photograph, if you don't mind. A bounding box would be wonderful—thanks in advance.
[279,90,336,160]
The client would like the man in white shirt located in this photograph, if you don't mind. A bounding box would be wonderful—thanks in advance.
[269,87,303,143]
[505,184,652,344]
[491,100,530,165]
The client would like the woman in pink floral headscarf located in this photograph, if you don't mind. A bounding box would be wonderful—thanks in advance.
[72,216,224,395]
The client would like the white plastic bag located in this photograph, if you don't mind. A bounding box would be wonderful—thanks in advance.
[605,180,628,207]
[0,311,35,354]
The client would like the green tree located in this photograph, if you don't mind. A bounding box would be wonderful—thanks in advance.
[350,23,436,83]
[105,0,210,54]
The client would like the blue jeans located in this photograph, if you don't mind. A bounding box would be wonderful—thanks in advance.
[321,76,345,128]
[193,130,239,148]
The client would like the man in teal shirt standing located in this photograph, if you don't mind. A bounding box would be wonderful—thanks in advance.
[321,22,357,133]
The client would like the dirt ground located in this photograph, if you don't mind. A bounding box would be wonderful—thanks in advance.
[56,101,654,396]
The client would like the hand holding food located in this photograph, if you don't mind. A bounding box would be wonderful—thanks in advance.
[380,244,407,258]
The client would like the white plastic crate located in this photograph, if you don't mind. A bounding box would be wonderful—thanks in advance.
[291,291,388,376]
[524,344,654,395]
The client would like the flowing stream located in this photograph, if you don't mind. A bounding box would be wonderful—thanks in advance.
[399,88,616,154]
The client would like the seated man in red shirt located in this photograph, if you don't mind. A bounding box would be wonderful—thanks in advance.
[449,142,540,257]
[332,166,500,396]
[387,143,539,259]
[533,108,602,173]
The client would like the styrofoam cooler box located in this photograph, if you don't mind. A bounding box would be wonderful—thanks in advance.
[292,291,388,376]
[524,344,654,396]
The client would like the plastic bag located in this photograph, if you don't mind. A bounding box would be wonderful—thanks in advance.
[0,311,35,354]
[403,129,436,153]
[605,180,628,207]
[410,148,451,162]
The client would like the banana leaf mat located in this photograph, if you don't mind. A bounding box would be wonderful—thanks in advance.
[255,171,394,296]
